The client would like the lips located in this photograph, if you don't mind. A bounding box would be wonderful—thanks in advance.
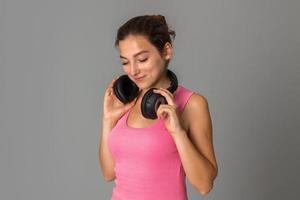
[134,76,145,82]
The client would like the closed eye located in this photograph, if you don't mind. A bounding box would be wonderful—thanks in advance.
[122,58,148,66]
[139,58,148,62]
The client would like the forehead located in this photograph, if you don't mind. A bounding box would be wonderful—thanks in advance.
[118,35,156,59]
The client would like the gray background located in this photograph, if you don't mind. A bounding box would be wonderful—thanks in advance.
[1,0,299,199]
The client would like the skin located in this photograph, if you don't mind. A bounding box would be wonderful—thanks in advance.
[116,34,218,195]
[118,34,174,127]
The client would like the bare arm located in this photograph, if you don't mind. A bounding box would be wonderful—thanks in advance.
[99,75,137,182]
[173,94,218,195]
[99,120,116,182]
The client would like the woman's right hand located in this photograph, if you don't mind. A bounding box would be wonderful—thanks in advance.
[102,76,137,125]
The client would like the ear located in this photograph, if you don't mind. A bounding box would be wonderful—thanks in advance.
[163,42,173,60]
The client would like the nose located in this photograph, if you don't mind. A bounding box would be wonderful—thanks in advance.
[129,63,140,76]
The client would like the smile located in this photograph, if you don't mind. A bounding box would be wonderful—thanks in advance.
[134,76,145,82]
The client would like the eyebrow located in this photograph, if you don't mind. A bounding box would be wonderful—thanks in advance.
[120,50,149,59]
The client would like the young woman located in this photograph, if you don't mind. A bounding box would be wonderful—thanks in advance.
[99,14,218,200]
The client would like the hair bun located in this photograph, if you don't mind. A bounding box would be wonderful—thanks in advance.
[152,15,167,26]
[151,15,176,40]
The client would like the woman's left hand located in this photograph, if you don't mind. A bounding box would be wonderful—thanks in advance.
[153,87,185,137]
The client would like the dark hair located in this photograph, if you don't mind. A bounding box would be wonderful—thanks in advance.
[114,14,176,68]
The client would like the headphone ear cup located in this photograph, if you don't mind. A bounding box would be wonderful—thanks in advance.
[141,88,167,119]
[112,75,140,104]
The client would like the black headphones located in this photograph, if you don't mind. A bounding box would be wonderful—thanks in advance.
[112,69,178,119]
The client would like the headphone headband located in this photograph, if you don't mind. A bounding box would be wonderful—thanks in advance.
[166,69,178,94]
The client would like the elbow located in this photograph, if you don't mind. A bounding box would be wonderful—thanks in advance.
[197,186,212,196]
[104,175,115,182]
[101,168,116,182]
[197,182,213,196]
[195,176,216,196]
[195,169,218,196]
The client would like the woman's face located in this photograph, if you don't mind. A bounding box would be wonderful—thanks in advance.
[118,34,172,91]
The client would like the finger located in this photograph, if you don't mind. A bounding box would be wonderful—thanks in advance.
[107,88,113,96]
[153,88,174,99]
[105,84,118,98]
[158,87,174,98]
[108,76,120,88]
[158,103,179,118]
[104,89,113,100]
[156,105,171,119]
[153,88,176,106]
[105,76,120,96]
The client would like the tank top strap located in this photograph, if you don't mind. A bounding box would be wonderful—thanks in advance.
[174,85,194,114]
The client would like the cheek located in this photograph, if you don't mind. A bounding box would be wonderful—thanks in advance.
[144,60,159,71]
[122,66,131,74]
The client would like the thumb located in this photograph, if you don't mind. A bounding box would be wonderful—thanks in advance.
[130,97,138,106]
[125,97,137,109]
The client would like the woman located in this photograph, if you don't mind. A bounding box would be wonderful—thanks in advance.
[99,14,218,199]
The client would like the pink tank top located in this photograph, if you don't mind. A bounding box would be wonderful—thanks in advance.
[107,85,194,200]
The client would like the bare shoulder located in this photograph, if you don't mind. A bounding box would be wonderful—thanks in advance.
[186,92,209,110]
[182,92,210,132]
